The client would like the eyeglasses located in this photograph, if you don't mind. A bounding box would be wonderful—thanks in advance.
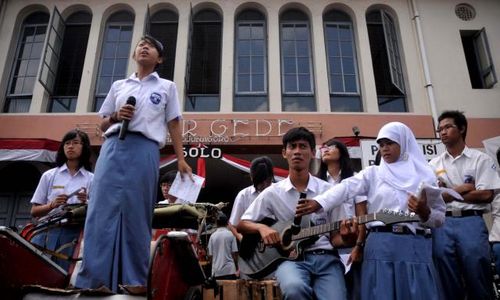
[320,145,337,153]
[435,124,457,133]
[64,140,82,146]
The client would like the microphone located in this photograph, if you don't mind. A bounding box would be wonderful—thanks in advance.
[118,96,136,140]
[292,192,307,234]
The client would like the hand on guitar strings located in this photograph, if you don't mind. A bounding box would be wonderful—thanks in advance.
[339,218,359,246]
[295,199,322,217]
[258,225,281,246]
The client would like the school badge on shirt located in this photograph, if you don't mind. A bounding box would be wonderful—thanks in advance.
[150,92,162,105]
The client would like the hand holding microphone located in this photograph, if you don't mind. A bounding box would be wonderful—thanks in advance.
[118,96,136,140]
[292,192,307,234]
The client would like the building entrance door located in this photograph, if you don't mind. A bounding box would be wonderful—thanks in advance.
[0,192,33,229]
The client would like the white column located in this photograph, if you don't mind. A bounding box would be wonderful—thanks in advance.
[353,6,378,113]
[219,3,235,113]
[309,5,330,112]
[75,8,104,113]
[173,4,191,108]
[267,6,281,112]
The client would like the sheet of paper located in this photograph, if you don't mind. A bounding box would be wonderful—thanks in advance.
[437,186,464,201]
[168,172,205,203]
[415,182,464,201]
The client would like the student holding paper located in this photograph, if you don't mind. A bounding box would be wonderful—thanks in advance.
[430,110,500,300]
[30,129,93,270]
[298,122,446,300]
[158,170,188,204]
[76,35,192,293]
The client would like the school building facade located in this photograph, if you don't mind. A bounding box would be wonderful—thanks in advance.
[0,0,499,227]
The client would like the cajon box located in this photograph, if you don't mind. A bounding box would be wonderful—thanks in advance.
[247,280,282,300]
[203,279,248,300]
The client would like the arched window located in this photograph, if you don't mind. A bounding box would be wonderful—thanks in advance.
[148,9,178,81]
[366,9,407,112]
[4,12,49,113]
[324,10,362,112]
[94,11,134,112]
[48,11,92,112]
[185,9,222,112]
[280,9,315,111]
[234,9,268,112]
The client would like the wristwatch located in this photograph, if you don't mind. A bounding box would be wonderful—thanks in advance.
[355,241,365,248]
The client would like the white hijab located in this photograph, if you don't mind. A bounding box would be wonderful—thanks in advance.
[376,122,436,193]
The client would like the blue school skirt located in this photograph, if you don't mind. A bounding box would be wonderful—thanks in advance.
[31,226,81,271]
[76,133,159,292]
[361,231,443,300]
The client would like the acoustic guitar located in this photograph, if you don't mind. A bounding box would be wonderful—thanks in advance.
[238,209,421,279]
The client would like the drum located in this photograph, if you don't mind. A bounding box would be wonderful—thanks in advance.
[152,204,201,230]
[148,231,206,300]
[0,226,68,298]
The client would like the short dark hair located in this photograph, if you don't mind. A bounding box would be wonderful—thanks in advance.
[438,110,468,141]
[159,170,177,185]
[316,139,354,181]
[216,212,228,227]
[56,129,92,171]
[140,34,164,58]
[250,156,275,188]
[282,127,316,150]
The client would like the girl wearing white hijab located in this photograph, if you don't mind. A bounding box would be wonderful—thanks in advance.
[302,122,445,300]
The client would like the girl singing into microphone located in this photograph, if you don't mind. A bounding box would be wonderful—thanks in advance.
[76,35,192,293]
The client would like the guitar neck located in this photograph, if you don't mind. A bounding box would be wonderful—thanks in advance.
[291,213,378,241]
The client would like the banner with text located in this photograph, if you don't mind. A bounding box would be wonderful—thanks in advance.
[360,139,445,168]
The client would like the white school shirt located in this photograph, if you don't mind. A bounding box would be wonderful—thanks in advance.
[208,227,238,277]
[241,175,342,251]
[315,166,445,229]
[326,172,367,219]
[229,185,259,226]
[31,164,94,206]
[490,194,500,242]
[429,146,500,212]
[99,72,182,148]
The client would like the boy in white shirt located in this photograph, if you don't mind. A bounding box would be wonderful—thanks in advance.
[238,127,354,300]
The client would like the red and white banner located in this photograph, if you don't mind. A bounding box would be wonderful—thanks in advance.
[0,139,59,162]
[159,154,177,168]
[221,154,288,181]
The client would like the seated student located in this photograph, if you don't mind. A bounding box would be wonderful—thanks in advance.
[208,212,239,280]
[229,156,274,241]
[238,127,356,300]
[300,122,446,300]
[158,170,189,204]
[30,129,93,270]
